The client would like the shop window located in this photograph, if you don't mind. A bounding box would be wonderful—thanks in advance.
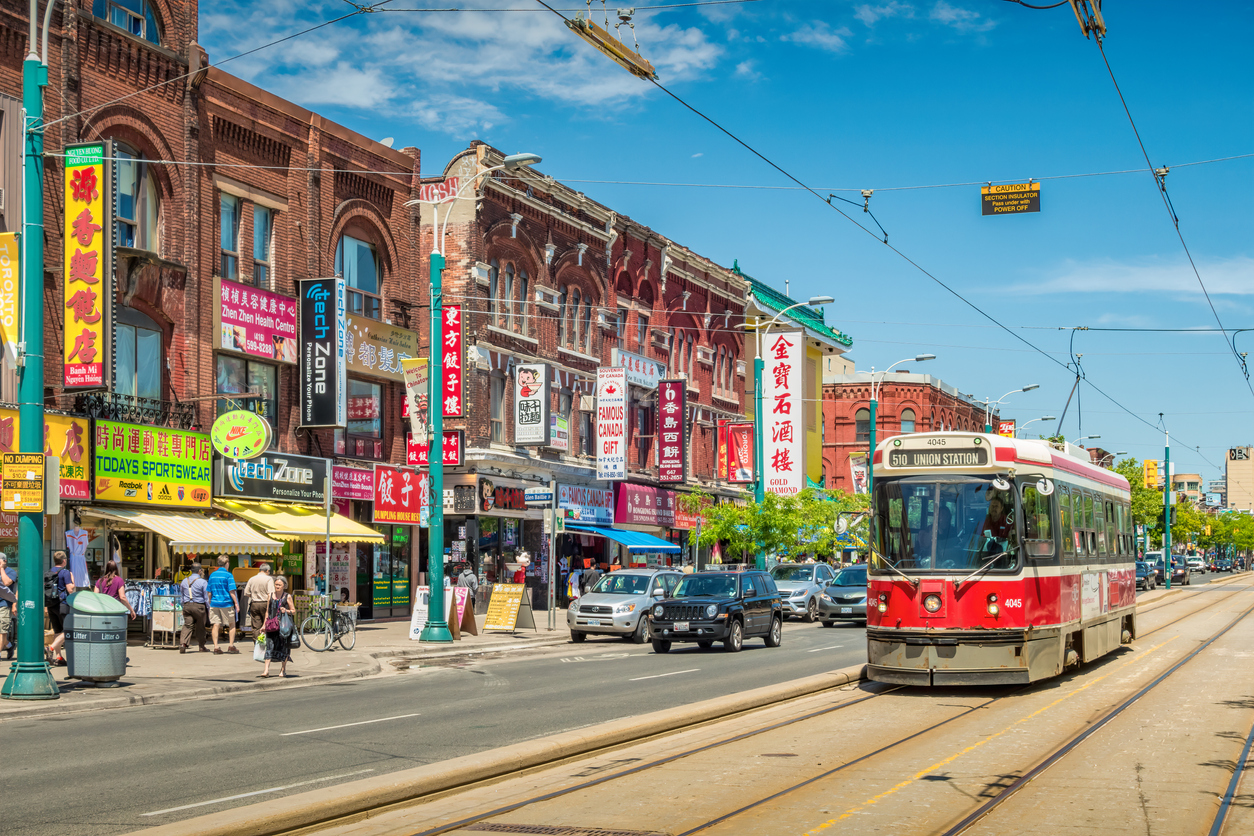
[216,355,278,429]
[115,318,161,401]
[219,194,240,280]
[581,410,595,456]
[637,314,648,352]
[114,144,159,252]
[490,372,505,442]
[94,0,161,45]
[901,408,916,434]
[253,205,273,289]
[855,408,870,443]
[335,234,382,320]
[343,378,383,459]
[617,308,628,350]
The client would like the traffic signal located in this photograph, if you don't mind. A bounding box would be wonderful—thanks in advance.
[1143,459,1159,490]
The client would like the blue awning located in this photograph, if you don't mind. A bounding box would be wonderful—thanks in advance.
[565,524,681,554]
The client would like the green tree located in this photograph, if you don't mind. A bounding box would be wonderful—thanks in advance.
[1114,457,1166,545]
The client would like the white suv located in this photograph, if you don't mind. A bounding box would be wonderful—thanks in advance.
[1186,556,1205,574]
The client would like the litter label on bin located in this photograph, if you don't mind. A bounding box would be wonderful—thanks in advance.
[2,452,44,512]
[68,630,125,642]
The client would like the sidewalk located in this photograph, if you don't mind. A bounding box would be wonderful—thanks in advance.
[0,610,572,720]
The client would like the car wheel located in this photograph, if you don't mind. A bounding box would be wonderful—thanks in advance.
[765,616,782,647]
[630,616,648,645]
[697,640,714,649]
[804,598,817,623]
[723,619,743,653]
[571,631,586,643]
[820,620,836,628]
[651,639,671,654]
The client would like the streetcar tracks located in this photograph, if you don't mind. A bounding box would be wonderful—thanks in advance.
[1210,712,1254,836]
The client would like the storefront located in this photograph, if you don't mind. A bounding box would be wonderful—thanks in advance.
[328,464,410,621]
[370,463,426,620]
[613,482,683,568]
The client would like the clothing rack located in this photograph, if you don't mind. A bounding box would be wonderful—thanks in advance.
[123,581,180,646]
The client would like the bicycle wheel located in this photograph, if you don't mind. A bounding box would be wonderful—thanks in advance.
[300,614,332,652]
[337,617,356,651]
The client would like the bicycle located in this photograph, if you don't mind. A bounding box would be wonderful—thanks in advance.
[300,604,356,651]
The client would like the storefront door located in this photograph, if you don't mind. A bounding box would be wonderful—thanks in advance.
[357,525,411,620]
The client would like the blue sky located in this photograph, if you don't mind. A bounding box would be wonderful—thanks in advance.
[201,0,1253,486]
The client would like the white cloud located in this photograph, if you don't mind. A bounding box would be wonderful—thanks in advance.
[734,59,761,80]
[267,63,396,108]
[930,1,997,33]
[784,22,854,53]
[855,2,917,27]
[407,94,507,137]
[691,152,704,158]
[1003,255,1254,298]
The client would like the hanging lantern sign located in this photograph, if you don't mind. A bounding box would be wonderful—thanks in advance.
[209,410,273,460]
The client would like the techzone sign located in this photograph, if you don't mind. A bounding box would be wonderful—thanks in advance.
[596,367,627,481]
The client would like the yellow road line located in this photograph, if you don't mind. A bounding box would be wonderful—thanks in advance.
[803,637,1176,834]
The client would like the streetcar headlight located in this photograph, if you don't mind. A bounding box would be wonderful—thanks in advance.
[877,592,888,613]
[987,592,999,616]
[923,594,942,613]
[877,602,888,613]
[653,604,664,618]
[705,604,718,618]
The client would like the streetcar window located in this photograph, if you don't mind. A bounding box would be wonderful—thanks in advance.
[1095,499,1108,556]
[1021,483,1055,558]
[1107,501,1119,555]
[1059,486,1074,558]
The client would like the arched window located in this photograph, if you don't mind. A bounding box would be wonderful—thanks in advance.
[517,269,529,336]
[114,143,160,253]
[855,408,870,443]
[930,410,937,431]
[335,234,381,319]
[715,347,724,392]
[570,288,581,348]
[94,0,162,46]
[901,408,916,434]
[557,287,568,345]
[502,263,514,330]
[488,259,500,324]
[687,334,695,375]
[582,302,592,353]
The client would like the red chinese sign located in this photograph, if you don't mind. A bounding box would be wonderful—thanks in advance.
[442,305,463,416]
[63,144,109,388]
[657,380,686,483]
[406,430,464,467]
[373,463,424,525]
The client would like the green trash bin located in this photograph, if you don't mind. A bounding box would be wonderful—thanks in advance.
[64,591,129,686]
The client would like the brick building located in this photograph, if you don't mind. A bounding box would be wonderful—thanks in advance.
[822,371,995,494]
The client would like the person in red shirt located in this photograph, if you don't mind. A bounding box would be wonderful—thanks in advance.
[982,493,1014,540]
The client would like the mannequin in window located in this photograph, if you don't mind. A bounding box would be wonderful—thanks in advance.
[66,522,90,586]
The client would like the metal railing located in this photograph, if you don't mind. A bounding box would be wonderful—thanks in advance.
[74,391,196,429]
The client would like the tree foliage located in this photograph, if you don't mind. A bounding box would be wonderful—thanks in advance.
[679,488,869,562]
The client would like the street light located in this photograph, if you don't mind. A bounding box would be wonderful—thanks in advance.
[867,354,935,501]
[1076,435,1101,444]
[1097,450,1128,468]
[984,384,1040,433]
[403,151,541,643]
[751,295,834,568]
[1015,416,1056,437]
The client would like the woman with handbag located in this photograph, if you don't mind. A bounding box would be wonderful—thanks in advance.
[261,576,296,678]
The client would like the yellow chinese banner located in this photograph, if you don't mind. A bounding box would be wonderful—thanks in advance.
[63,143,108,388]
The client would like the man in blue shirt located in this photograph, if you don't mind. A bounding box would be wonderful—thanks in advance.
[179,561,210,653]
[46,551,76,666]
[207,555,240,654]
[0,551,16,660]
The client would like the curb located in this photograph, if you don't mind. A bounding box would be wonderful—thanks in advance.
[129,662,869,836]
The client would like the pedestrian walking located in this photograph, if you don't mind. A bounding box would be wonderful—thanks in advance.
[243,563,275,637]
[582,561,601,595]
[180,562,210,653]
[207,555,240,654]
[93,561,138,625]
[456,563,479,608]
[261,576,296,678]
[44,551,75,666]
[0,552,17,660]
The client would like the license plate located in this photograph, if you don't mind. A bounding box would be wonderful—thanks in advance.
[840,607,852,614]
[674,621,689,631]
[586,619,601,627]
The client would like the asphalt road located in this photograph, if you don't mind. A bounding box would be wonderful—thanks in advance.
[3,618,867,836]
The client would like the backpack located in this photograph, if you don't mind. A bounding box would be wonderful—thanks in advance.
[44,569,63,608]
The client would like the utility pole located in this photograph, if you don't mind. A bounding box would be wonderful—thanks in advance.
[3,2,57,700]
[1163,430,1172,590]
[418,246,452,643]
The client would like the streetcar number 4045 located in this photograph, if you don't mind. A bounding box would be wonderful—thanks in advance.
[1003,599,1022,608]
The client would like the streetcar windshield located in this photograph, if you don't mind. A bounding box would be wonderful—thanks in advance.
[872,477,1020,574]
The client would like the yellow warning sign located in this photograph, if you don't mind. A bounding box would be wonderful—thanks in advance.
[981,182,1040,215]
[2,452,44,512]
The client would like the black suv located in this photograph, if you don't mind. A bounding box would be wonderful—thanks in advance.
[648,570,783,653]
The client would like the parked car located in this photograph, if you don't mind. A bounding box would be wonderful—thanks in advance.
[770,562,836,622]
[1187,556,1205,574]
[1135,561,1156,591]
[567,569,682,644]
[1215,558,1233,572]
[817,563,868,625]
[648,570,782,653]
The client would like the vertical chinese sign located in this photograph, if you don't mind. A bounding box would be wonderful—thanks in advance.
[761,331,804,495]
[63,142,111,388]
[596,367,627,480]
[657,380,686,483]
[514,362,550,445]
[442,305,463,416]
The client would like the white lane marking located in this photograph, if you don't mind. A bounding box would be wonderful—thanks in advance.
[141,770,375,816]
[281,713,422,736]
[806,645,845,652]
[629,668,700,682]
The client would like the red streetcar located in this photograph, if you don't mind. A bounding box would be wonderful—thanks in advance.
[866,432,1136,686]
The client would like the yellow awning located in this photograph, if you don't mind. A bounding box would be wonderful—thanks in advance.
[82,507,285,555]
[214,500,386,544]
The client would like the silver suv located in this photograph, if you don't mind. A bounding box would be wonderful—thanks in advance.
[769,562,836,622]
[568,569,682,644]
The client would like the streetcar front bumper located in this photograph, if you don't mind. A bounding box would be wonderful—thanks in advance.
[866,627,1056,686]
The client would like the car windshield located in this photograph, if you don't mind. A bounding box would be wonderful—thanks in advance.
[589,574,651,595]
[832,566,867,586]
[872,477,1020,574]
[771,565,814,582]
[674,574,738,599]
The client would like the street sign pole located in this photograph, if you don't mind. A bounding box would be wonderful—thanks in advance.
[419,249,452,643]
[1163,431,1172,591]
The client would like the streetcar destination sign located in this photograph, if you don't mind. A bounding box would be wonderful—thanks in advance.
[888,448,989,468]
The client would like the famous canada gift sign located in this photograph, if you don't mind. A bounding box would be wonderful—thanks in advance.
[513,363,550,446]
[596,367,627,480]
[762,331,804,495]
